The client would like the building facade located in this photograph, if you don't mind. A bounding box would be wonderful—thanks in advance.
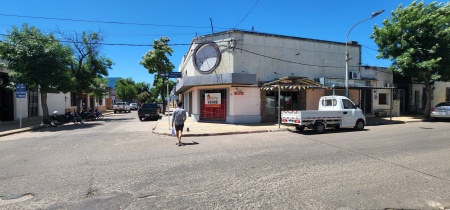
[1,67,106,121]
[175,30,395,123]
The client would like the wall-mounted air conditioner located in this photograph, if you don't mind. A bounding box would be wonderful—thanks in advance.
[348,71,360,79]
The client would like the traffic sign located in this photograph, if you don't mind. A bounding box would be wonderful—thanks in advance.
[16,84,26,98]
[168,72,182,78]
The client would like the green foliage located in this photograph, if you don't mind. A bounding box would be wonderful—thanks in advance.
[139,37,174,76]
[88,77,108,105]
[0,24,74,122]
[372,0,450,117]
[62,31,113,112]
[115,78,137,102]
[139,37,175,112]
[0,24,74,92]
[137,91,151,104]
[135,82,151,94]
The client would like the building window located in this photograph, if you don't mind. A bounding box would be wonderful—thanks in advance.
[379,93,388,105]
[71,93,77,106]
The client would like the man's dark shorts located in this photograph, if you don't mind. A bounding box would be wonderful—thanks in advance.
[175,124,184,131]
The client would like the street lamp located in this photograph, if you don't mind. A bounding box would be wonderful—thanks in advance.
[345,9,385,97]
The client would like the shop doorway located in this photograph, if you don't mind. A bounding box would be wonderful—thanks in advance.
[200,89,226,121]
[0,73,14,121]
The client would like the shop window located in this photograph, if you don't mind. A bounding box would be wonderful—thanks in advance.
[200,89,226,120]
[379,93,388,105]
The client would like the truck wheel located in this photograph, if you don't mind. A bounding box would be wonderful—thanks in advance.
[139,117,143,121]
[295,126,305,131]
[314,122,325,134]
[354,120,365,130]
[119,110,122,113]
[114,110,117,114]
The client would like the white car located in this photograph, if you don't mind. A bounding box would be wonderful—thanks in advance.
[130,103,138,110]
[430,101,450,120]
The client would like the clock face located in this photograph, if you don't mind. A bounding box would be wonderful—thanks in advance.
[193,42,221,74]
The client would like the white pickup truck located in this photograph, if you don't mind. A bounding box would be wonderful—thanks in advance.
[281,95,366,134]
[112,102,131,113]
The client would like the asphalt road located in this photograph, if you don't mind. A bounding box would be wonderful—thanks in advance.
[1,111,450,209]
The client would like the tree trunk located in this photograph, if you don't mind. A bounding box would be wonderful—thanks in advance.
[76,91,83,113]
[40,91,50,123]
[424,80,432,118]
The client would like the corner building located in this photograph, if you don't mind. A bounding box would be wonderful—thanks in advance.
[175,30,389,123]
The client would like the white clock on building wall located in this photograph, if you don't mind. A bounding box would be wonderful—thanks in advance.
[192,42,221,74]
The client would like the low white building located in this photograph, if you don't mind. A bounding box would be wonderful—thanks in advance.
[1,67,106,122]
[175,30,394,123]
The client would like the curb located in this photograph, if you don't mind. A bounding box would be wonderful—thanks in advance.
[0,124,47,138]
[152,128,288,137]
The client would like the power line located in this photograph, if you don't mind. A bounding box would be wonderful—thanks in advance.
[233,0,261,29]
[0,33,190,47]
[233,46,344,69]
[0,13,230,29]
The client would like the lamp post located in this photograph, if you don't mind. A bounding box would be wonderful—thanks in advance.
[345,9,385,97]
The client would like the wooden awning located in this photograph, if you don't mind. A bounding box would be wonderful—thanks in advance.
[261,76,323,87]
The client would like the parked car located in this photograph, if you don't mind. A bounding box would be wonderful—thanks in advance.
[430,101,450,120]
[138,103,161,121]
[130,103,138,110]
[112,102,130,113]
[281,95,365,133]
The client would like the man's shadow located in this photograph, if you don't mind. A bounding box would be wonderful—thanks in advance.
[176,141,199,146]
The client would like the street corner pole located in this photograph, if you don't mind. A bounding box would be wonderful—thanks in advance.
[167,82,170,130]
[19,98,22,128]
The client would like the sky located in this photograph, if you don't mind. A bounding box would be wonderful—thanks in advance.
[0,0,437,86]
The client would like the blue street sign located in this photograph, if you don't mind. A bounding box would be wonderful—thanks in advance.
[16,84,26,98]
[168,72,182,78]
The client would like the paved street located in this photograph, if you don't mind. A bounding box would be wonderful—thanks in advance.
[1,111,450,209]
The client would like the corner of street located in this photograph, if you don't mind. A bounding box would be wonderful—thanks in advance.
[0,111,425,138]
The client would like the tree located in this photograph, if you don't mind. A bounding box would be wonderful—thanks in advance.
[115,78,137,103]
[372,1,450,117]
[137,91,151,104]
[135,82,151,105]
[88,77,108,109]
[139,37,175,113]
[60,31,113,112]
[135,82,151,94]
[0,24,74,122]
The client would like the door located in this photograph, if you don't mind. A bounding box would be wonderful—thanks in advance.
[200,89,226,121]
[341,98,358,127]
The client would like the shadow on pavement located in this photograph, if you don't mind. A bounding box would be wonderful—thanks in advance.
[31,122,102,132]
[288,128,370,135]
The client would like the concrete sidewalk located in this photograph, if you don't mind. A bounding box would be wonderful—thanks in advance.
[0,112,425,138]
[152,114,425,137]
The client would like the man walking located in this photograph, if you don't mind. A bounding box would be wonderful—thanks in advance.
[172,101,187,146]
